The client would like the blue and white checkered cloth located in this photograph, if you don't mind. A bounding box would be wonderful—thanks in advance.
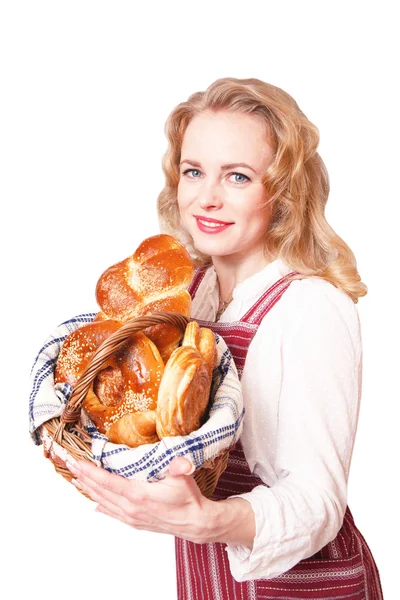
[29,313,244,482]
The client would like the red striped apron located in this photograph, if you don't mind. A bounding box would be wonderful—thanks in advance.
[175,268,383,599]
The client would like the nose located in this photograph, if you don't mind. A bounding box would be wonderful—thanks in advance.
[197,180,224,210]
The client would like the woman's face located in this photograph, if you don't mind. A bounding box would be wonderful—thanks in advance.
[177,110,275,263]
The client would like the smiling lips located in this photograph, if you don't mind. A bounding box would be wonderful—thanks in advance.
[194,215,234,234]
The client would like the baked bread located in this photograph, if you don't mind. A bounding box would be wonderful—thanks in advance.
[54,234,217,449]
[96,234,194,362]
[82,332,165,447]
[54,319,122,387]
[156,321,217,438]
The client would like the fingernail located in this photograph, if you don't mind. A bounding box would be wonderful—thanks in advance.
[66,461,78,475]
[71,478,82,489]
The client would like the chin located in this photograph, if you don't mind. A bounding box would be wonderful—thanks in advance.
[186,226,237,258]
[193,242,235,259]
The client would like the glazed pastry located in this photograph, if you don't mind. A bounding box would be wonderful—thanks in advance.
[82,332,165,447]
[156,321,217,438]
[55,319,122,387]
[95,234,194,362]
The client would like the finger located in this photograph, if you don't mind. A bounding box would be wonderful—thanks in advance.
[168,456,195,477]
[95,504,133,527]
[68,459,137,499]
[95,504,162,533]
[69,463,145,519]
[72,475,130,517]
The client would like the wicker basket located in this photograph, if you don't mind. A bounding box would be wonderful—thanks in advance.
[40,311,231,500]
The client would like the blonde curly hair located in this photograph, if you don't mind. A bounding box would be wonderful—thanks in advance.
[157,77,366,302]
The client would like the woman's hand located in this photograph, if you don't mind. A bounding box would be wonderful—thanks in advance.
[66,457,219,544]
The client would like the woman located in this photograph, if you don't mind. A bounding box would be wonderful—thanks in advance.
[67,78,383,599]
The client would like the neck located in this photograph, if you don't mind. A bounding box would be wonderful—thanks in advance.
[212,248,274,303]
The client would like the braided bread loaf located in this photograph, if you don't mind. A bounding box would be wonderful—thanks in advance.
[55,234,217,448]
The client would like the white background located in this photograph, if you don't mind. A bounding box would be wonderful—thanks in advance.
[1,1,399,598]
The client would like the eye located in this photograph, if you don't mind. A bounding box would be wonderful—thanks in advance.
[183,168,202,179]
[228,172,250,184]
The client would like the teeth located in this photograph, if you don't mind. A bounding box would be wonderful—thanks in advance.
[198,219,227,228]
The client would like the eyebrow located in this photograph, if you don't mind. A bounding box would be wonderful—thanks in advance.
[180,159,257,174]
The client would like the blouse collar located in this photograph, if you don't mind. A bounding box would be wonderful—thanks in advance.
[205,258,293,302]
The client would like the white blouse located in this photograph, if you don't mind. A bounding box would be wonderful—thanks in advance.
[190,259,363,581]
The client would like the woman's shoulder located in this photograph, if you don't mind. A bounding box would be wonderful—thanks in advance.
[288,274,356,307]
[276,260,355,308]
[278,274,361,341]
[256,269,359,337]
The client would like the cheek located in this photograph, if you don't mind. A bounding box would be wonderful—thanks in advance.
[240,189,269,221]
[177,180,191,212]
[240,203,272,236]
[177,186,194,231]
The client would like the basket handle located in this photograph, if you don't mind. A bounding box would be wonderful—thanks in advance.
[59,311,189,426]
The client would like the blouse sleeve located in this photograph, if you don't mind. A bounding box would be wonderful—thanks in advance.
[225,279,363,581]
